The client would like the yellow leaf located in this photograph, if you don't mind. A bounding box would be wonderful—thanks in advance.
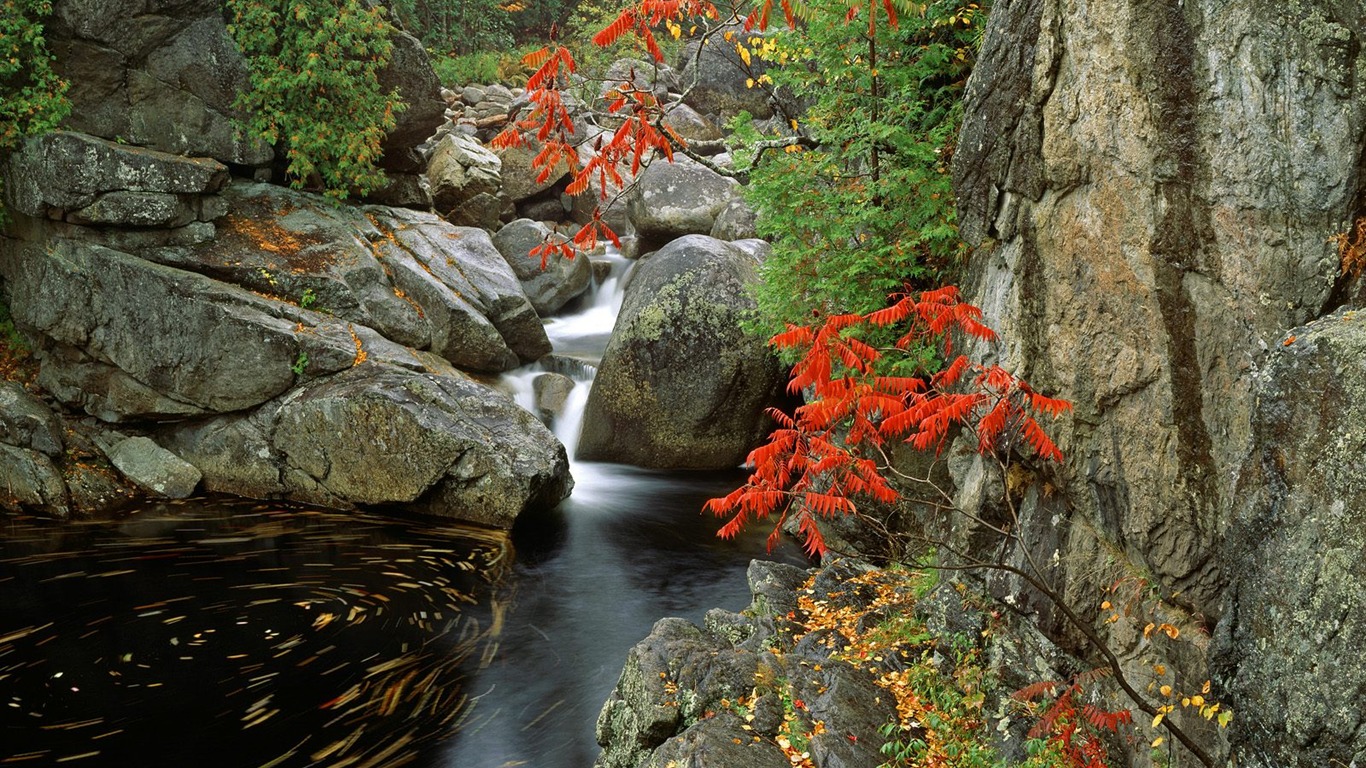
[1143,622,1156,638]
[1154,664,1167,675]
[1152,737,1165,748]
[1190,695,1205,707]
[1201,680,1211,694]
[1152,712,1165,728]
[1160,685,1172,696]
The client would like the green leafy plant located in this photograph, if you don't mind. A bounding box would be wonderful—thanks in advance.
[290,351,309,376]
[299,288,318,310]
[0,0,70,223]
[740,0,983,338]
[226,0,407,201]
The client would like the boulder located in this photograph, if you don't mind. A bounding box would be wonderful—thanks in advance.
[48,3,272,167]
[642,714,790,768]
[1,239,301,418]
[663,103,723,145]
[594,618,762,768]
[0,382,64,456]
[370,207,551,365]
[625,160,741,244]
[577,235,785,468]
[492,218,593,315]
[161,364,572,528]
[600,58,673,102]
[533,373,576,418]
[2,131,229,225]
[427,133,508,229]
[1217,310,1366,768]
[362,171,432,209]
[461,86,487,105]
[496,139,572,203]
[678,31,776,120]
[0,444,69,516]
[376,29,447,164]
[709,197,759,241]
[105,435,201,498]
[0,237,427,421]
[595,559,957,768]
[153,181,544,372]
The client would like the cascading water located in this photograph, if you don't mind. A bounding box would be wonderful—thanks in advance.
[499,248,630,463]
[437,251,809,768]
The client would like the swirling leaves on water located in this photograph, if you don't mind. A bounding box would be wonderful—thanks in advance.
[0,499,511,768]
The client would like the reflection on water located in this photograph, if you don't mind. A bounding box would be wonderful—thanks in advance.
[0,475,808,768]
[0,500,508,768]
[440,463,809,768]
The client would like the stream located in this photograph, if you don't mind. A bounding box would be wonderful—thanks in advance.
[0,252,807,767]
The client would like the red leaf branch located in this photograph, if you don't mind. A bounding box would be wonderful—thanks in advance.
[708,286,1071,556]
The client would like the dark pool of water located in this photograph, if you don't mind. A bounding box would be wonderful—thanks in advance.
[0,468,808,768]
[439,463,809,768]
[0,500,508,767]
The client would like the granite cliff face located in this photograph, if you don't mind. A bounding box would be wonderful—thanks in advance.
[953,0,1364,762]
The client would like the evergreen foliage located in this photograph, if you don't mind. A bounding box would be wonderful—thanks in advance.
[739,0,985,337]
[227,0,406,201]
[0,0,69,221]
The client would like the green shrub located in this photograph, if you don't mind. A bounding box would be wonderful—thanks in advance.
[429,46,540,87]
[740,0,985,339]
[227,0,406,201]
[0,0,70,222]
[431,50,502,85]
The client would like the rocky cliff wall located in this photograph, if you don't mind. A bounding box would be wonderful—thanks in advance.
[953,0,1365,762]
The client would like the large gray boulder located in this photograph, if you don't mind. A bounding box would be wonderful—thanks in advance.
[427,133,508,229]
[105,435,201,499]
[0,382,64,457]
[495,139,572,204]
[492,218,593,315]
[663,102,723,145]
[47,0,272,167]
[625,160,741,244]
[373,207,551,365]
[594,618,766,768]
[0,237,429,421]
[709,197,759,241]
[146,181,546,372]
[678,31,776,120]
[375,28,447,165]
[161,364,572,528]
[0,444,69,516]
[600,57,674,103]
[2,131,229,226]
[1217,311,1366,768]
[577,235,785,468]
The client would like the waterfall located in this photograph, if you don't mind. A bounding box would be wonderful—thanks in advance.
[501,248,631,466]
